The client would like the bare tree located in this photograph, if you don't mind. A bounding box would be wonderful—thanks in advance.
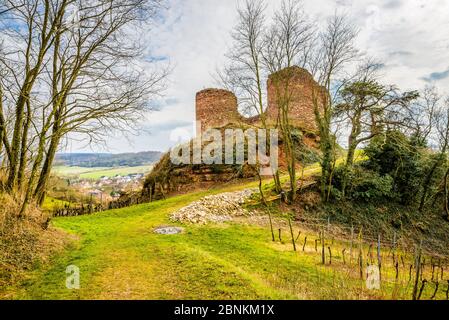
[261,0,315,201]
[0,0,167,213]
[419,97,449,212]
[406,86,440,146]
[261,0,315,73]
[310,12,359,201]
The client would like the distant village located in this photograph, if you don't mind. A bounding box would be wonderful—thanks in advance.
[69,173,145,201]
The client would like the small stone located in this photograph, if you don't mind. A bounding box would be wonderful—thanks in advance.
[154,226,184,234]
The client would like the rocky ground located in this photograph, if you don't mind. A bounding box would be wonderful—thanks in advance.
[170,189,257,224]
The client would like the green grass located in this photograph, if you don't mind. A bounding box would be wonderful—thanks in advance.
[10,181,442,300]
[52,165,153,179]
[42,197,71,211]
[10,190,347,299]
[7,153,445,300]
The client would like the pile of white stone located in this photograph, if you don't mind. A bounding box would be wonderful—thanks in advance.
[170,189,256,224]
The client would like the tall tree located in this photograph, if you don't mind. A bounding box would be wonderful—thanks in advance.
[419,97,449,211]
[310,13,359,201]
[335,63,419,197]
[0,0,167,213]
[261,0,315,202]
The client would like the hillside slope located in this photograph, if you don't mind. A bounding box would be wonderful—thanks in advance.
[4,166,448,300]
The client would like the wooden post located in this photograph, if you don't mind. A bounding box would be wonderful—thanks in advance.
[412,240,423,300]
[278,228,282,242]
[392,231,397,264]
[328,246,332,265]
[395,261,399,281]
[287,214,296,252]
[321,228,325,265]
[342,249,346,264]
[417,279,427,300]
[314,239,318,252]
[421,258,426,281]
[377,234,382,284]
[409,264,413,283]
[302,236,307,252]
[295,231,301,242]
[358,228,364,280]
[349,224,354,264]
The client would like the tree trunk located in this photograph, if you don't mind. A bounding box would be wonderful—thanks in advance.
[444,168,449,221]
[19,132,49,215]
[18,100,32,191]
[34,133,60,206]
[6,65,40,192]
[342,142,357,198]
[419,152,446,212]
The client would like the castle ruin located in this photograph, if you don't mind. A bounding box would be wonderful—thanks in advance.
[195,66,326,136]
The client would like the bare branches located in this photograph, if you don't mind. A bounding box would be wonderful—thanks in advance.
[262,0,315,72]
[0,0,168,208]
[216,0,267,119]
[315,12,359,90]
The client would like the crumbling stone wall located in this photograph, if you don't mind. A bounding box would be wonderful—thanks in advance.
[195,89,241,136]
[266,66,326,133]
[195,66,326,134]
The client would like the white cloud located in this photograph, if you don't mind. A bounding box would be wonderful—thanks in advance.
[69,0,449,153]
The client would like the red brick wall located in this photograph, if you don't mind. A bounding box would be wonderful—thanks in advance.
[195,67,326,135]
[195,88,240,136]
[266,66,325,133]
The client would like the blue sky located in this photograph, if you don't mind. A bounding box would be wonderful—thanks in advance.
[66,0,449,153]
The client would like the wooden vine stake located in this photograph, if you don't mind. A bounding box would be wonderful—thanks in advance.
[349,224,354,264]
[321,228,326,265]
[412,240,423,300]
[358,227,364,280]
[287,213,296,252]
[377,234,382,284]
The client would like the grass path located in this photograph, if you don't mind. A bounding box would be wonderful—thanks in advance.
[10,154,442,300]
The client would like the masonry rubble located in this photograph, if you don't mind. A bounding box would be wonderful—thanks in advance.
[170,189,257,224]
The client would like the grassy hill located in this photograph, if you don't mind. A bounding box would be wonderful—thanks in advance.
[5,184,365,299]
[5,163,447,300]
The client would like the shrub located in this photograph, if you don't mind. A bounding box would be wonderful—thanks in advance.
[332,166,394,202]
[363,131,425,204]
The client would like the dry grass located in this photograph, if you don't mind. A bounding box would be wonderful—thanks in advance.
[0,193,72,298]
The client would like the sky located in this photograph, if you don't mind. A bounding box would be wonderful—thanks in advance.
[66,0,449,154]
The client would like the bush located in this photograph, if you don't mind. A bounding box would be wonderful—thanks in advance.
[363,131,425,204]
[332,166,394,202]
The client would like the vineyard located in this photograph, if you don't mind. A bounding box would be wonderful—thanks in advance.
[271,214,449,300]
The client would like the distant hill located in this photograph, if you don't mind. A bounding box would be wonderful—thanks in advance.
[55,151,163,168]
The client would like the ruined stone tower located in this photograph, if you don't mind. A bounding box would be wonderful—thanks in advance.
[266,66,325,133]
[195,67,325,135]
[195,88,240,136]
